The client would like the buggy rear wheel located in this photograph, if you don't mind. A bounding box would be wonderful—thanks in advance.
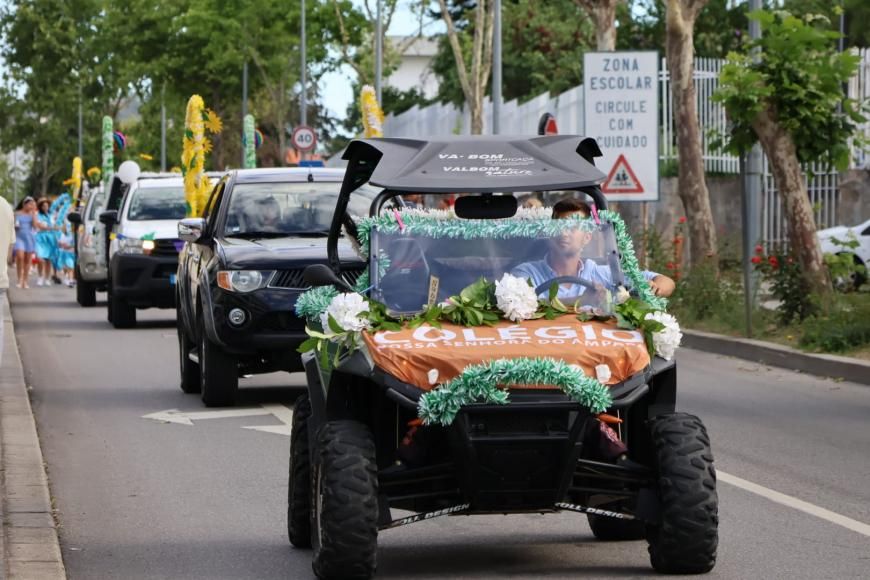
[587,513,645,541]
[646,413,718,574]
[287,395,312,548]
[311,421,378,580]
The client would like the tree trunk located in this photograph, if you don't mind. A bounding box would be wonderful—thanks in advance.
[666,0,717,269]
[752,107,832,298]
[593,2,617,51]
[278,80,287,167]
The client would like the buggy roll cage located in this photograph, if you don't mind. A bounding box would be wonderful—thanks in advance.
[327,135,609,274]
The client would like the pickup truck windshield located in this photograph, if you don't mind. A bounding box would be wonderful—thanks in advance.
[127,187,187,221]
[224,181,378,236]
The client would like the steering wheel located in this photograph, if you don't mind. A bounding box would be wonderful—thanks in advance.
[535,276,598,296]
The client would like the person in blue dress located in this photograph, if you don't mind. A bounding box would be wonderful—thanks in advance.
[57,222,76,287]
[34,198,57,286]
[12,197,38,288]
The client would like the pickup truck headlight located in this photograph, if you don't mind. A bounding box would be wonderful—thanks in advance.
[118,237,156,255]
[217,270,274,293]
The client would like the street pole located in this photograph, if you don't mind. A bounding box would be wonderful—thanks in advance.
[160,84,167,172]
[300,0,307,127]
[12,149,18,207]
[492,0,502,135]
[242,60,248,167]
[375,0,383,105]
[742,0,763,337]
[77,86,83,158]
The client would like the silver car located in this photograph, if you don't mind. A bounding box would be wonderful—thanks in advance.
[69,185,109,306]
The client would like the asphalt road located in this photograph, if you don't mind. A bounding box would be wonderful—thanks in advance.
[8,284,870,579]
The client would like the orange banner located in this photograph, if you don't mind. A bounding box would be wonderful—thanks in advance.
[362,316,650,391]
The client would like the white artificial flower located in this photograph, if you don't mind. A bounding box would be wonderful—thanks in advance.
[615,286,631,305]
[644,311,682,361]
[494,273,539,322]
[427,369,440,385]
[320,292,371,334]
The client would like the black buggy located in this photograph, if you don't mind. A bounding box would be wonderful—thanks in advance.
[287,136,718,579]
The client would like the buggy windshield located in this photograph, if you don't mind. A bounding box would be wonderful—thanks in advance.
[366,212,626,316]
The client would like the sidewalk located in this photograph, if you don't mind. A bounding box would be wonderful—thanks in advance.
[0,292,66,580]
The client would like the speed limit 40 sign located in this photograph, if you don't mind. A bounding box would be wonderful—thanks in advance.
[291,126,317,151]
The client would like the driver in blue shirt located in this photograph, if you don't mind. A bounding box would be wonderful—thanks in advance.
[512,198,675,299]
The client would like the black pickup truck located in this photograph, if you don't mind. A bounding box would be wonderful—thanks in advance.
[175,168,378,406]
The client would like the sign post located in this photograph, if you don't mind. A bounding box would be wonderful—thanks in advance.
[583,51,659,202]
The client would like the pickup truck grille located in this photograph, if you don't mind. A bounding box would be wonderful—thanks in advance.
[152,238,183,257]
[270,266,366,289]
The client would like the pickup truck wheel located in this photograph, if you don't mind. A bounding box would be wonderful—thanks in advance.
[646,413,718,574]
[587,513,646,541]
[75,266,96,307]
[109,281,136,328]
[287,395,312,548]
[177,320,200,394]
[312,421,378,580]
[199,331,237,407]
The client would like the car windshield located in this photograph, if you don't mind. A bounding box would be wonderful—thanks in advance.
[366,210,626,316]
[224,181,380,237]
[126,186,187,221]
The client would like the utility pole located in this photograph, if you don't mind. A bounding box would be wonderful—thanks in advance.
[492,0,502,134]
[300,0,307,127]
[77,86,83,158]
[742,0,763,337]
[242,61,248,167]
[375,0,383,104]
[160,84,167,172]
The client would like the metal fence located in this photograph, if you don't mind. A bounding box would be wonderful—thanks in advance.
[385,51,870,244]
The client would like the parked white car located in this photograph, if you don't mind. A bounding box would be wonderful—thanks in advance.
[817,218,870,287]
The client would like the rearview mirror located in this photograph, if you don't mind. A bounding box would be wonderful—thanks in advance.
[178,218,206,243]
[99,210,118,226]
[454,195,517,220]
[67,212,82,225]
[303,264,351,291]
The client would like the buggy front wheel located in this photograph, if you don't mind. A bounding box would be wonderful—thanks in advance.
[645,413,718,574]
[311,420,378,580]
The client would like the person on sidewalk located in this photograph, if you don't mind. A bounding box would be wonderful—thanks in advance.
[13,196,37,289]
[1,195,15,367]
[34,197,57,286]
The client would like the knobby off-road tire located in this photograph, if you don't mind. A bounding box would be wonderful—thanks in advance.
[177,317,200,394]
[199,331,237,407]
[287,395,312,548]
[646,413,718,574]
[312,421,378,580]
[588,513,646,541]
[75,266,97,307]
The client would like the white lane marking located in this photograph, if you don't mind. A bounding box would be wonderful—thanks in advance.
[142,407,273,426]
[242,403,293,436]
[719,470,870,538]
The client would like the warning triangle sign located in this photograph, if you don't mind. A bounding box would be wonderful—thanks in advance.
[602,154,644,194]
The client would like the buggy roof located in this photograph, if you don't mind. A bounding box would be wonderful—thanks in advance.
[341,136,606,193]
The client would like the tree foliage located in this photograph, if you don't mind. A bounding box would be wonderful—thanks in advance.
[714,10,865,170]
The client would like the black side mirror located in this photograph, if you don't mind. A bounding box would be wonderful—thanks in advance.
[99,210,119,226]
[303,264,351,291]
[454,194,517,219]
[67,212,82,225]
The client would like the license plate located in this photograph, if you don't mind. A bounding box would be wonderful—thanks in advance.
[169,274,177,285]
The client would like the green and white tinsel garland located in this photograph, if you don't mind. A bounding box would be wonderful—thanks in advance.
[295,285,339,321]
[418,357,612,426]
[101,116,114,188]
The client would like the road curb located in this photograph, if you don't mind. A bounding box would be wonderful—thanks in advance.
[683,328,870,386]
[1,293,67,580]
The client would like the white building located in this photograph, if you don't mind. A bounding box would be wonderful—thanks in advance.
[386,36,439,99]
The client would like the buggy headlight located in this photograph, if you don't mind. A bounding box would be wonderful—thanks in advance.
[217,270,274,293]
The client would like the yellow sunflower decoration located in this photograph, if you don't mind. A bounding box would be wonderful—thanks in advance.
[62,156,83,201]
[360,85,384,138]
[181,95,222,217]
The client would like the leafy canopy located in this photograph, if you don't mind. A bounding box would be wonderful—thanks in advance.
[713,10,866,170]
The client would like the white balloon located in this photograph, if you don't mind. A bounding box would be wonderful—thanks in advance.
[117,160,141,184]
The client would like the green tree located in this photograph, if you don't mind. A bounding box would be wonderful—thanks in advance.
[714,10,865,299]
